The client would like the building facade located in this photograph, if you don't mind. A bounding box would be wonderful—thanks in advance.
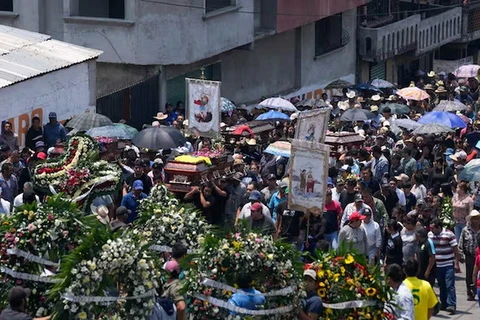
[0,0,368,127]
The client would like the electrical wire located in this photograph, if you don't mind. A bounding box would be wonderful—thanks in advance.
[139,0,480,19]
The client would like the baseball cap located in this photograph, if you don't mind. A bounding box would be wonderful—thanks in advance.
[354,194,363,202]
[278,181,288,189]
[327,177,334,187]
[303,269,316,280]
[8,287,31,306]
[450,151,467,161]
[116,206,131,216]
[361,208,372,216]
[250,202,263,211]
[133,180,144,191]
[266,173,276,180]
[233,159,244,166]
[164,260,180,274]
[443,148,455,156]
[349,212,366,222]
[36,152,47,160]
[248,190,262,201]
[48,112,57,118]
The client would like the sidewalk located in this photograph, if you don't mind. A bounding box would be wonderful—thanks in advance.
[432,274,478,319]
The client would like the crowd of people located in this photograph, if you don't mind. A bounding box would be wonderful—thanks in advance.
[2,69,480,319]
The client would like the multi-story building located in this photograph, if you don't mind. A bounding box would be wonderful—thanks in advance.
[357,0,480,86]
[0,0,368,128]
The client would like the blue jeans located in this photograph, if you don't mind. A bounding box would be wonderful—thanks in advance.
[454,223,465,242]
[436,265,456,309]
[478,289,480,308]
[324,231,338,250]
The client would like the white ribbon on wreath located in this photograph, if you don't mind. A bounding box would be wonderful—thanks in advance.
[49,174,117,202]
[1,267,60,284]
[148,244,195,254]
[7,248,59,267]
[194,294,295,316]
[323,300,379,309]
[61,289,157,303]
[201,278,296,297]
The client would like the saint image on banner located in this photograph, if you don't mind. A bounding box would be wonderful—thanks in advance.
[186,78,221,136]
[294,108,330,143]
[288,140,330,212]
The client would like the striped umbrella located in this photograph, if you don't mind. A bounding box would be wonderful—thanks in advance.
[396,87,430,101]
[370,79,395,89]
[453,64,480,78]
[264,141,291,158]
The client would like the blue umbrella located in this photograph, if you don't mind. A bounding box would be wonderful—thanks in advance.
[466,131,480,147]
[350,83,382,92]
[370,79,395,89]
[417,111,466,128]
[86,125,136,139]
[459,159,480,181]
[256,110,290,121]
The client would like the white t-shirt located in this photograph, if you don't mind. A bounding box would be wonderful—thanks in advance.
[238,202,271,220]
[13,193,40,209]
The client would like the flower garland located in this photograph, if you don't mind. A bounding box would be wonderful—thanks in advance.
[184,232,303,319]
[134,184,209,252]
[440,197,455,230]
[32,135,121,201]
[50,230,162,320]
[0,197,95,317]
[306,248,395,320]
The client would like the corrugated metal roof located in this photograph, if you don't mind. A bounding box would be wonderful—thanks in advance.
[0,25,102,89]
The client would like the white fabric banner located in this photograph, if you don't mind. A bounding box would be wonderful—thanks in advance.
[185,78,221,136]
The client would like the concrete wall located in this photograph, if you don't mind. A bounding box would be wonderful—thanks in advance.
[221,29,296,103]
[62,0,255,65]
[300,8,357,89]
[0,0,41,32]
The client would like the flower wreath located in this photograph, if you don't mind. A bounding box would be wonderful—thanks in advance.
[32,135,121,201]
[305,247,395,320]
[0,197,95,317]
[184,232,303,319]
[50,230,161,320]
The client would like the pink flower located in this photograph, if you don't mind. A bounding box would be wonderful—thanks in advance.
[255,238,262,243]
[234,233,241,239]
[235,253,240,258]
[259,252,265,259]
[47,214,54,221]
[27,224,36,232]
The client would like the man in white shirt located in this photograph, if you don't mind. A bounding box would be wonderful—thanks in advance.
[386,264,414,320]
[331,178,344,202]
[235,191,271,226]
[389,178,406,209]
[361,208,382,264]
[13,182,40,210]
[341,194,372,227]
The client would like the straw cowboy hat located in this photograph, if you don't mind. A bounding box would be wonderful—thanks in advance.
[386,95,397,101]
[427,71,436,77]
[346,91,356,99]
[370,105,379,112]
[435,86,447,93]
[424,84,434,91]
[467,210,480,222]
[154,112,168,120]
[371,94,382,102]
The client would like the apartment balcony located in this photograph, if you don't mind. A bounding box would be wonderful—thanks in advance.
[358,6,462,61]
[358,15,419,62]
[416,7,462,55]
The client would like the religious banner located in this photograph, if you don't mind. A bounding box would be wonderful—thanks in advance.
[186,78,221,137]
[294,108,330,143]
[288,139,330,212]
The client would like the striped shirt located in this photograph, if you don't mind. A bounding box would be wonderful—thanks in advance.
[428,228,457,268]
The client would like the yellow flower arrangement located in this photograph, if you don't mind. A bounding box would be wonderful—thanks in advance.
[345,254,354,264]
[366,287,377,297]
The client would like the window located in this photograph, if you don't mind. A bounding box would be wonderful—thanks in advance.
[205,0,235,13]
[0,0,13,12]
[315,14,347,56]
[78,0,124,19]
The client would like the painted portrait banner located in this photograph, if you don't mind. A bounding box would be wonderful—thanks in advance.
[288,139,330,212]
[294,108,330,143]
[186,78,221,137]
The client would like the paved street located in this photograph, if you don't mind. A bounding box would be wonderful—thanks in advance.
[432,272,478,319]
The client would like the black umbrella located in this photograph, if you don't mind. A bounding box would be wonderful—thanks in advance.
[132,126,186,150]
[340,109,375,122]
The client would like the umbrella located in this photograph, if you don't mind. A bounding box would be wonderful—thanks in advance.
[455,112,471,124]
[114,123,138,137]
[370,79,395,89]
[458,159,480,181]
[379,103,410,115]
[394,119,422,131]
[350,83,382,92]
[433,100,467,112]
[340,109,375,122]
[453,64,480,78]
[466,131,480,146]
[257,97,298,112]
[132,126,186,150]
[264,141,291,158]
[66,113,113,131]
[256,110,290,121]
[324,79,353,90]
[221,97,236,113]
[418,111,466,128]
[396,87,430,101]
[86,125,136,140]
[411,123,454,135]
